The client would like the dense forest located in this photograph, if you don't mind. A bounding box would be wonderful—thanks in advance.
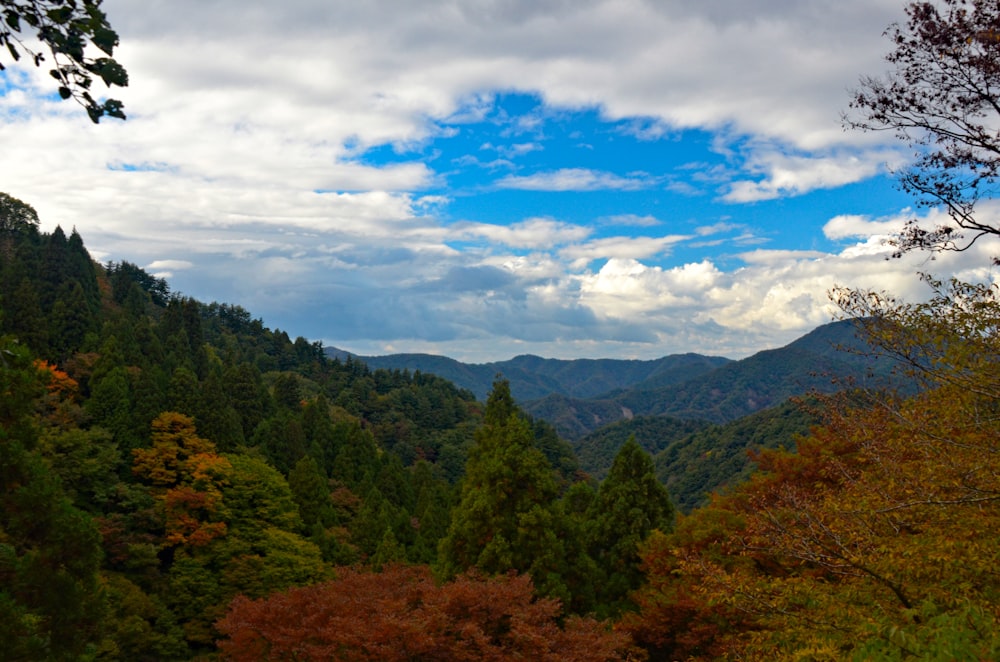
[0,200,672,659]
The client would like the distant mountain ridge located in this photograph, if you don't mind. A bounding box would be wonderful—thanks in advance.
[323,347,732,402]
[328,319,898,441]
[522,319,898,438]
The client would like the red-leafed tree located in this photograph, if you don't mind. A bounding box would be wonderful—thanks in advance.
[216,565,633,662]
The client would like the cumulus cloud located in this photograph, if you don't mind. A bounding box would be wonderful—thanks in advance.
[3,0,990,362]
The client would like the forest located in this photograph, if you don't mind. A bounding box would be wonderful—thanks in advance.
[3,0,1000,659]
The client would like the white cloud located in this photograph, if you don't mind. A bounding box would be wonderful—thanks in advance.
[724,151,894,202]
[4,0,990,363]
[560,234,691,262]
[146,259,194,271]
[496,168,653,191]
[452,217,592,249]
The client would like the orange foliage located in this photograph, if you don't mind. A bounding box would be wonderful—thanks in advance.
[624,380,1000,659]
[32,359,83,427]
[133,412,230,548]
[217,565,633,661]
[34,359,78,397]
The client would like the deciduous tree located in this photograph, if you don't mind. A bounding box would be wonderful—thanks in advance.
[0,0,127,121]
[217,565,632,662]
[846,0,1000,255]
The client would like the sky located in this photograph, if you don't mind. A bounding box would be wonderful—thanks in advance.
[2,0,999,362]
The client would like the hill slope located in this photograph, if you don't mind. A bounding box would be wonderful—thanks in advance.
[522,319,895,439]
[328,348,731,402]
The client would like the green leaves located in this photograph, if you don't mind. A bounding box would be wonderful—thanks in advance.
[0,0,127,122]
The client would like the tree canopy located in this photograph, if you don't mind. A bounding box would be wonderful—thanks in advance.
[0,0,127,121]
[0,193,39,233]
[847,0,1000,256]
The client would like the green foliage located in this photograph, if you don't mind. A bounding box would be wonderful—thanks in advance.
[439,380,560,580]
[587,437,674,616]
[654,399,817,513]
[0,339,106,660]
[0,0,128,121]
[575,414,709,479]
[0,193,39,233]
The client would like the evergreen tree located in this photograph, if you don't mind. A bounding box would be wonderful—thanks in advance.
[0,338,107,660]
[438,379,567,597]
[288,455,334,532]
[587,436,674,615]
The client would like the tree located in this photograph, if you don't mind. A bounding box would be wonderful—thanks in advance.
[0,193,39,233]
[0,0,127,121]
[846,0,1000,256]
[131,412,228,548]
[587,436,674,616]
[438,379,562,586]
[216,565,632,662]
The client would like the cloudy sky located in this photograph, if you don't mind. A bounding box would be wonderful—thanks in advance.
[2,0,998,362]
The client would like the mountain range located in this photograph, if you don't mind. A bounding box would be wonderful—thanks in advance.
[327,318,899,440]
[325,347,731,402]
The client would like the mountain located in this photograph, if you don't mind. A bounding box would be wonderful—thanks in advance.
[521,319,898,439]
[325,348,731,402]
[566,401,818,513]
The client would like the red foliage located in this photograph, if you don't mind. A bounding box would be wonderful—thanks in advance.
[217,565,632,661]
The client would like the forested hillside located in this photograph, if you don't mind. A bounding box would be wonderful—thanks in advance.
[522,319,896,439]
[0,200,662,659]
[571,401,817,513]
[337,348,730,402]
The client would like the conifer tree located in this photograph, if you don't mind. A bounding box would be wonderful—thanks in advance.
[438,379,563,589]
[588,436,674,615]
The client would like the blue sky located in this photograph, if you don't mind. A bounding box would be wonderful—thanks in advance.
[2,0,998,362]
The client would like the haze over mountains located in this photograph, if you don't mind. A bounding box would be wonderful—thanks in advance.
[327,318,896,440]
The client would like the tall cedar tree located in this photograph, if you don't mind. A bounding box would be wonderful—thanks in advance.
[438,379,561,584]
[587,436,674,616]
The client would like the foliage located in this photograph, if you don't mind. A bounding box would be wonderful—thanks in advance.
[574,414,709,479]
[625,278,1000,659]
[0,338,107,660]
[847,0,1000,255]
[654,399,817,513]
[216,565,633,662]
[438,379,561,583]
[587,437,674,616]
[0,0,127,121]
[0,193,39,233]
